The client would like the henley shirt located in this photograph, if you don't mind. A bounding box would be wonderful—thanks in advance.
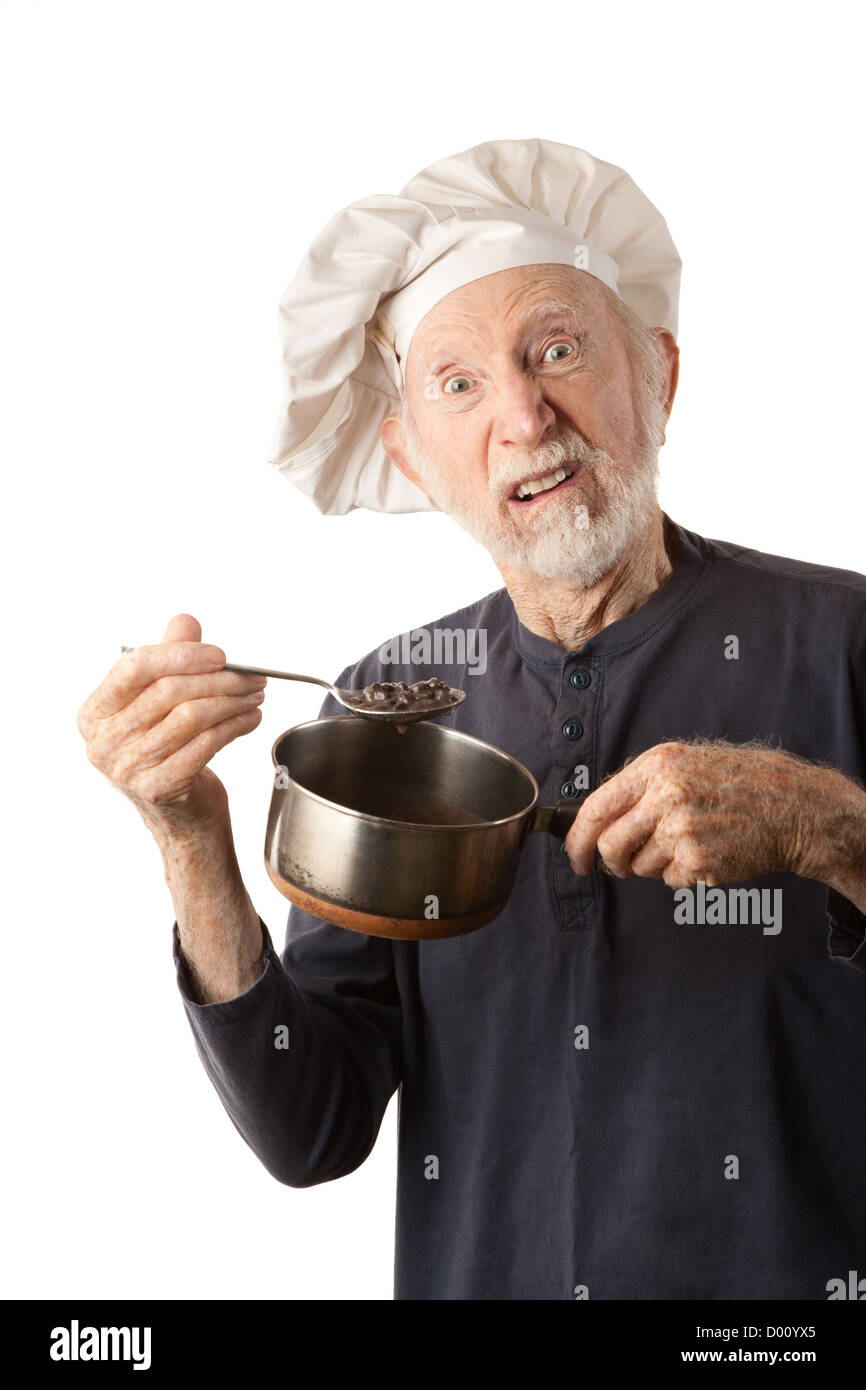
[172,514,866,1299]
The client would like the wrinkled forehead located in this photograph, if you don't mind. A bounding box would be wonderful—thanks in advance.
[405,264,613,377]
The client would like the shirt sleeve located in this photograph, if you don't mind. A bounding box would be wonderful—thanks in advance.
[170,666,404,1187]
[826,887,866,974]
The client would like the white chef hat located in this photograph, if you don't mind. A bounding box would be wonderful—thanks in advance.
[267,137,681,515]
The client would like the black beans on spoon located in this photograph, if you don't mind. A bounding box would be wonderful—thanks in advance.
[342,678,460,721]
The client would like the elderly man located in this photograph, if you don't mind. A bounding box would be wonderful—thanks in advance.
[78,139,866,1301]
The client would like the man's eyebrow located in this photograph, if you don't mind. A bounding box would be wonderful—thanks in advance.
[518,298,586,330]
[421,300,586,369]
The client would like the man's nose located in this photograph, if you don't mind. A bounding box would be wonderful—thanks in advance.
[492,372,557,450]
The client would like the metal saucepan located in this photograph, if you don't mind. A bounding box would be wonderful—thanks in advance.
[264,716,580,940]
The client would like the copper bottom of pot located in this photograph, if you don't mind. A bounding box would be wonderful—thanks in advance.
[265,857,507,940]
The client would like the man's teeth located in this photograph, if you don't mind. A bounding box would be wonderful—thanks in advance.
[515,468,573,500]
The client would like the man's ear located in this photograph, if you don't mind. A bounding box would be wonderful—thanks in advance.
[654,329,680,441]
[380,411,435,501]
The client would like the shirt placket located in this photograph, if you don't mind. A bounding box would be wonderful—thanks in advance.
[551,655,603,931]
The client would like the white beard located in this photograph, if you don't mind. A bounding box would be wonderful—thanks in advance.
[403,413,663,587]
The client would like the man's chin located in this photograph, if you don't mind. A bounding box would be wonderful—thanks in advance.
[470,524,621,587]
[435,485,642,585]
[499,548,618,587]
[455,507,606,582]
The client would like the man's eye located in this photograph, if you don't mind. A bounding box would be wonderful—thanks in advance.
[443,375,473,395]
[543,341,575,363]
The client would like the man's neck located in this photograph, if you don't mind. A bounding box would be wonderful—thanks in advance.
[498,509,679,652]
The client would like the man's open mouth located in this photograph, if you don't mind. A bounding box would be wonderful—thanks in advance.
[510,464,581,504]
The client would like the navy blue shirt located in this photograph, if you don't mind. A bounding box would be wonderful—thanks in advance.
[173,515,866,1299]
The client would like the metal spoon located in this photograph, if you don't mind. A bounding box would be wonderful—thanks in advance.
[120,648,465,724]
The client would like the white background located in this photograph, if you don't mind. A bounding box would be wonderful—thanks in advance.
[1,0,862,1301]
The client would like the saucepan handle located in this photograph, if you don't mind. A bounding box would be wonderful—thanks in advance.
[530,801,580,837]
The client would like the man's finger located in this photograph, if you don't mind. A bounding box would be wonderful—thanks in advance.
[592,799,658,877]
[566,762,648,874]
[97,639,226,718]
[162,612,202,645]
[627,836,673,879]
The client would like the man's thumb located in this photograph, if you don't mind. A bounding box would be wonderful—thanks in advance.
[162,613,203,645]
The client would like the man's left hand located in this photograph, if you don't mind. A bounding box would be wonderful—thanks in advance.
[565,740,818,888]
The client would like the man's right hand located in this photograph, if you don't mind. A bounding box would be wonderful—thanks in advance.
[76,613,267,842]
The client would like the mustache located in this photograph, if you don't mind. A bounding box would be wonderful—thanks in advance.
[488,429,600,502]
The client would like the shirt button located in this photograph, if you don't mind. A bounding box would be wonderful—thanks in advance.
[561,719,583,741]
[570,667,591,689]
[560,840,570,856]
[561,780,579,798]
